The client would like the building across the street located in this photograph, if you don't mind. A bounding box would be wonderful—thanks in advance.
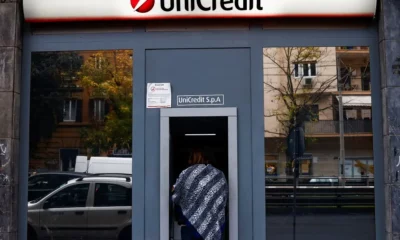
[264,46,373,179]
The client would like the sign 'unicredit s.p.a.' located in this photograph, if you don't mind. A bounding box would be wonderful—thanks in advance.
[23,0,377,23]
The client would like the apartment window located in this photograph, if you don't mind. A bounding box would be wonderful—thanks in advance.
[90,99,108,121]
[64,99,77,122]
[93,56,103,69]
[294,62,317,77]
[345,109,358,120]
[94,99,105,121]
[361,109,371,119]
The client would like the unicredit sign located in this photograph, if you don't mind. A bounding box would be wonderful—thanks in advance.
[23,0,377,23]
[159,0,263,12]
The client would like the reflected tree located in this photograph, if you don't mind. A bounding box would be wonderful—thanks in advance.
[30,52,83,158]
[264,47,338,134]
[79,50,133,156]
[264,47,339,173]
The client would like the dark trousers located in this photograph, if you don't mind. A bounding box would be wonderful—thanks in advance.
[181,225,203,240]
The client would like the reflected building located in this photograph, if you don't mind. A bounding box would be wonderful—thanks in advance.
[264,46,373,182]
[29,51,133,172]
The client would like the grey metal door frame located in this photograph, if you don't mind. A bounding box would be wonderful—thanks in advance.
[160,107,238,240]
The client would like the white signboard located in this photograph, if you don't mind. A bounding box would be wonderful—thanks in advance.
[147,83,171,108]
[23,0,377,23]
[177,94,224,106]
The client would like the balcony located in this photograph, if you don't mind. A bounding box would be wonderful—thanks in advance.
[305,120,372,136]
[337,77,371,92]
[337,46,369,51]
[336,46,369,59]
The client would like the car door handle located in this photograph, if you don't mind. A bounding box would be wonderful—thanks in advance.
[75,211,84,215]
[118,210,127,215]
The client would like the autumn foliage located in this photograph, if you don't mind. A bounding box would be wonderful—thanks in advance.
[79,50,133,156]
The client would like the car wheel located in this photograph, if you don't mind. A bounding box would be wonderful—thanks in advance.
[118,226,132,240]
[28,225,38,240]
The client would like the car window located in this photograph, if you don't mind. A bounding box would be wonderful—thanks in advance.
[94,183,131,207]
[51,175,79,188]
[48,175,66,189]
[28,175,51,190]
[46,183,90,209]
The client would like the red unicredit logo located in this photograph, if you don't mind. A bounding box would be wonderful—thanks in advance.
[131,0,155,13]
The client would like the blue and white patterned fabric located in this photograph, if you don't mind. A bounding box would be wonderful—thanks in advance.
[172,164,228,240]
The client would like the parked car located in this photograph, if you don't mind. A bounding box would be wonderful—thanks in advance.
[28,172,87,202]
[309,177,339,186]
[28,174,132,240]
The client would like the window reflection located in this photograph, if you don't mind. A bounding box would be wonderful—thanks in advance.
[63,99,78,122]
[45,183,90,208]
[94,183,132,207]
[28,50,133,240]
[264,46,375,240]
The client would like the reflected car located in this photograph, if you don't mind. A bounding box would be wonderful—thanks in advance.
[309,178,339,185]
[28,172,88,202]
[28,174,132,240]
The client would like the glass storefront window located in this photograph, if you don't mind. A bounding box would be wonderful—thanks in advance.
[264,46,375,240]
[345,159,374,178]
[28,50,133,240]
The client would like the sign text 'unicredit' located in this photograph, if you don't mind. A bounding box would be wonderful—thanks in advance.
[160,0,263,12]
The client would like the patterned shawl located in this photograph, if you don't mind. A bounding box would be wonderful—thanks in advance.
[172,164,228,240]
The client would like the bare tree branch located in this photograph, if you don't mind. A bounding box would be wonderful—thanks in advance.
[264,129,287,136]
[263,47,341,136]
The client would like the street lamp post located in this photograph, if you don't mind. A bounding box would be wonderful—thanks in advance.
[336,56,346,186]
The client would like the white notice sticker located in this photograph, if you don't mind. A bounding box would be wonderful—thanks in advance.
[146,83,172,108]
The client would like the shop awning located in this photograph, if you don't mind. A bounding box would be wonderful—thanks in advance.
[336,96,371,107]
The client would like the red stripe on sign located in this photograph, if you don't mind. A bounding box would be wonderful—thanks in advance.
[25,13,375,23]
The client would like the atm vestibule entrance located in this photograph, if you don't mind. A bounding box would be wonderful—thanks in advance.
[169,117,229,240]
[160,108,238,240]
[169,117,229,183]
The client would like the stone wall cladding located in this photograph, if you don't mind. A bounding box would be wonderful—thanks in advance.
[380,0,400,239]
[0,1,21,240]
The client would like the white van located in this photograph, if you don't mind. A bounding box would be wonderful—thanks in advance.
[74,156,89,173]
[87,157,132,174]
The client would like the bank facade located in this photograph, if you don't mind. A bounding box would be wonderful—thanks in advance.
[1,0,400,240]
